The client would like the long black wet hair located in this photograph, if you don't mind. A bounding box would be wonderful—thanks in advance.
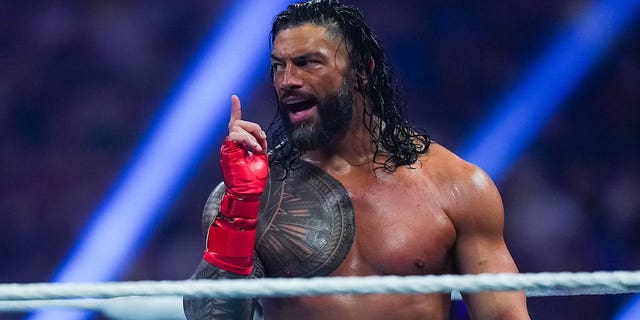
[268,0,431,173]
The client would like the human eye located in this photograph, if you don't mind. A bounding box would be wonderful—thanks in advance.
[271,61,285,73]
[295,58,321,68]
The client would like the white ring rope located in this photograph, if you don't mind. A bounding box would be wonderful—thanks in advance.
[1,271,639,314]
[0,297,187,320]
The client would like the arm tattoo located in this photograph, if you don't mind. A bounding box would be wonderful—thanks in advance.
[183,185,265,320]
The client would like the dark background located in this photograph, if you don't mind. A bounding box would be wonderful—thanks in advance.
[1,1,639,319]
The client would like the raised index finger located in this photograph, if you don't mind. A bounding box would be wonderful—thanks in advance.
[228,95,242,131]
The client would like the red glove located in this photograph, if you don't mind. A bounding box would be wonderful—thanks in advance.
[203,138,268,274]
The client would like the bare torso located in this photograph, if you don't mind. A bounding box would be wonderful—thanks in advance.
[184,13,528,319]
[188,141,528,320]
[260,144,459,319]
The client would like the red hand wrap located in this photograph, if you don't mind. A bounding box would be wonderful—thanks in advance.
[219,192,261,219]
[203,138,268,275]
[219,138,268,197]
[204,218,257,274]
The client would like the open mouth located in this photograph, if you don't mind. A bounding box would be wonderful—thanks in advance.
[284,98,316,113]
[281,95,317,123]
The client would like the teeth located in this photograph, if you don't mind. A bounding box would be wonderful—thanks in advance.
[285,99,306,105]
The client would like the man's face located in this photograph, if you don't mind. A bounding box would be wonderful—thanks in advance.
[271,24,354,151]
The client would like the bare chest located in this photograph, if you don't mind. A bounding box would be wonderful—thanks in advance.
[333,175,457,276]
[255,162,456,278]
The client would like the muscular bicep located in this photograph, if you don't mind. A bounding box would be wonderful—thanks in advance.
[449,165,528,319]
[450,166,512,273]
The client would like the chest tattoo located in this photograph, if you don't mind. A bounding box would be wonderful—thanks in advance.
[201,161,355,278]
[256,161,355,277]
[191,161,352,319]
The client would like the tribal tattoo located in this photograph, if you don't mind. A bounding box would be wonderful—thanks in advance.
[256,160,354,278]
[184,160,355,319]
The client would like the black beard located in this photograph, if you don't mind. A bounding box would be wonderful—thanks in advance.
[279,83,353,152]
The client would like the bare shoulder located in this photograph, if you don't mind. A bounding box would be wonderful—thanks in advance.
[416,143,485,186]
[417,143,504,230]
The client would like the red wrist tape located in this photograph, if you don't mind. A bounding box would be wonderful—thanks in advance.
[204,221,256,275]
[219,192,261,219]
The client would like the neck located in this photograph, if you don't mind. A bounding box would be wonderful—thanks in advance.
[305,128,373,166]
[302,98,380,174]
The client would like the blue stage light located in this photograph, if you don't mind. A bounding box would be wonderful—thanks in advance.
[460,0,640,184]
[616,296,640,320]
[27,1,293,320]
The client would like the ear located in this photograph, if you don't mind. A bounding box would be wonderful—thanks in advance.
[369,56,375,75]
[352,57,375,90]
[361,57,375,86]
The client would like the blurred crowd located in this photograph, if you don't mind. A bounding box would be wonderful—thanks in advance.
[1,1,638,319]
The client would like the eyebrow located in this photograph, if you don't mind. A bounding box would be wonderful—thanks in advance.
[270,52,326,61]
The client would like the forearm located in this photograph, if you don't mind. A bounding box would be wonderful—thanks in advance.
[456,242,530,319]
[203,138,267,275]
[462,291,529,320]
[183,259,264,320]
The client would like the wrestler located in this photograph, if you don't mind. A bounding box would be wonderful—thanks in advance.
[184,1,530,319]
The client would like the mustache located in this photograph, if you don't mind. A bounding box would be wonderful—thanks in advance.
[278,90,316,104]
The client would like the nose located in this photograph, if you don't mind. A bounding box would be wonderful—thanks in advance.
[276,64,303,91]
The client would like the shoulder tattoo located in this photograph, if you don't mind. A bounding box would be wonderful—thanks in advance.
[256,160,355,277]
[198,162,355,278]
